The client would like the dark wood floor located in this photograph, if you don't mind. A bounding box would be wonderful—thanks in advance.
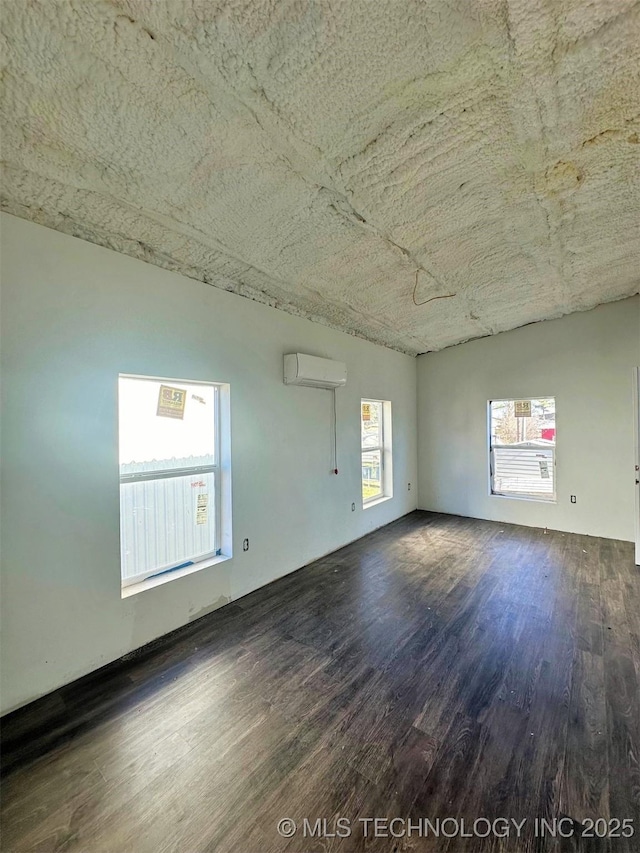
[1,511,639,853]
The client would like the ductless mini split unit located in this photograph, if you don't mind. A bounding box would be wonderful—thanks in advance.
[283,353,347,389]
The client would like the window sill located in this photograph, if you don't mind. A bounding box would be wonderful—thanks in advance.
[121,553,231,598]
[490,492,557,505]
[363,495,393,510]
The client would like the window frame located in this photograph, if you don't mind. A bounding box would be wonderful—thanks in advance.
[361,398,393,507]
[488,397,557,503]
[118,374,226,592]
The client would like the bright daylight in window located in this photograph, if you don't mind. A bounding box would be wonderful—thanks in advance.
[361,399,392,505]
[118,375,221,590]
[489,398,556,501]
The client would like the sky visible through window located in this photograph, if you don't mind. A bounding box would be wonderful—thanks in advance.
[118,377,215,466]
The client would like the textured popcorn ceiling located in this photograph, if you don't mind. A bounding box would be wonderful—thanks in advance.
[1,0,639,354]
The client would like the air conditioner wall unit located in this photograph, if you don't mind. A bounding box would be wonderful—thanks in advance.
[283,353,347,389]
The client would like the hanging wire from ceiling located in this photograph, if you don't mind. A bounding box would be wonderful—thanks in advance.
[412,269,457,306]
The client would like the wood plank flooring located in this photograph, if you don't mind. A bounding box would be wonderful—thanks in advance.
[1,511,639,852]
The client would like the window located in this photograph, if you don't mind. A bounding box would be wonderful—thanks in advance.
[118,375,230,592]
[489,398,556,501]
[361,399,393,505]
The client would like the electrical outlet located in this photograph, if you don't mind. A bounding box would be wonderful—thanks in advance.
[570,495,576,504]
[243,538,249,551]
[351,502,356,511]
[408,483,411,491]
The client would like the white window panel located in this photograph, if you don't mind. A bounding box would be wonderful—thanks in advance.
[489,398,556,501]
[361,399,393,505]
[118,375,224,589]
